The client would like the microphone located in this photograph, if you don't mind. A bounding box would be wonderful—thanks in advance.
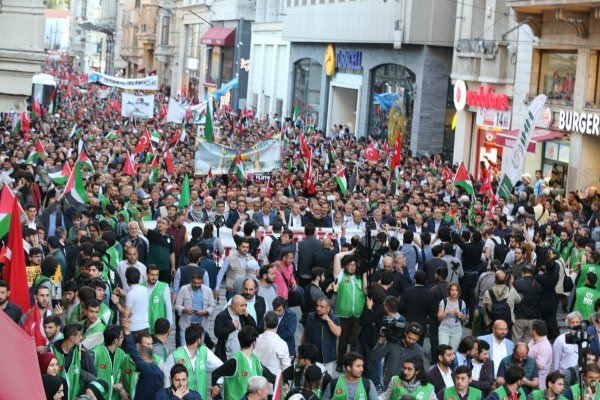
[591,381,597,394]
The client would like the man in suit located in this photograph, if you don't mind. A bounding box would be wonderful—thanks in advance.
[213,294,257,361]
[470,339,495,396]
[427,344,456,393]
[273,296,298,357]
[252,199,281,228]
[226,198,249,228]
[398,270,434,346]
[297,223,322,287]
[425,207,448,234]
[240,277,267,333]
[478,319,515,377]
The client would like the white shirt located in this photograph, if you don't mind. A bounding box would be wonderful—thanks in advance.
[126,284,149,331]
[552,333,580,373]
[289,213,303,228]
[117,260,147,292]
[254,330,291,376]
[438,365,454,388]
[492,338,509,376]
[163,345,223,388]
[471,360,483,381]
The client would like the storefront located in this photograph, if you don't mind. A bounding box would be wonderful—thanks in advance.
[289,43,452,155]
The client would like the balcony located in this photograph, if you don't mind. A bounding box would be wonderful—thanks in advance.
[507,0,600,38]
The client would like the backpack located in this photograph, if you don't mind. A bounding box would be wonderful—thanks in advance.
[199,237,216,259]
[487,288,512,324]
[267,235,282,263]
[442,298,467,324]
[491,238,510,263]
[329,377,371,397]
[29,277,50,307]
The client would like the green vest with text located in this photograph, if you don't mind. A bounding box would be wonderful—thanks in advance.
[570,383,600,400]
[578,264,600,288]
[531,389,567,400]
[91,345,126,400]
[443,386,482,400]
[574,286,600,320]
[494,385,526,400]
[142,281,168,334]
[331,376,369,400]
[171,345,208,400]
[224,351,263,400]
[54,345,82,400]
[337,272,366,318]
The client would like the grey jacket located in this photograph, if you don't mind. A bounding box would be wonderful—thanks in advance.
[174,283,215,332]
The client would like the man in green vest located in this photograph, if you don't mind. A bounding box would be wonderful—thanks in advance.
[211,326,276,400]
[530,371,567,400]
[554,231,574,264]
[566,362,600,400]
[574,272,600,320]
[437,365,482,400]
[383,357,436,400]
[484,365,526,400]
[143,265,173,334]
[323,351,378,400]
[163,324,223,400]
[334,255,367,369]
[91,325,127,400]
[52,323,97,400]
[81,299,107,350]
[89,278,114,325]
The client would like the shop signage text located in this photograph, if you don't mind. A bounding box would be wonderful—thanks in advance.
[558,110,600,136]
[335,50,363,71]
[466,86,509,111]
[476,107,511,130]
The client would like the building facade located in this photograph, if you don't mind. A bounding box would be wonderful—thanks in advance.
[0,0,46,112]
[506,0,600,192]
[281,0,455,155]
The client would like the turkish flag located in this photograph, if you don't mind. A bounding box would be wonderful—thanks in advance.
[442,165,454,182]
[133,130,150,154]
[21,304,47,347]
[4,196,30,312]
[479,167,492,194]
[122,152,136,176]
[364,144,380,163]
[390,142,402,170]
[299,134,311,159]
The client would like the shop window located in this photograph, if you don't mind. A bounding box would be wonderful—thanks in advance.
[368,63,416,144]
[161,17,170,46]
[221,47,234,82]
[586,50,600,107]
[542,141,569,195]
[531,50,576,105]
[292,58,322,125]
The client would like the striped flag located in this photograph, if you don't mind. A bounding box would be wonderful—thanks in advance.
[148,155,160,184]
[149,130,161,150]
[48,163,72,187]
[335,167,348,195]
[234,153,246,182]
[64,164,88,204]
[69,124,78,138]
[105,130,118,139]
[25,141,45,164]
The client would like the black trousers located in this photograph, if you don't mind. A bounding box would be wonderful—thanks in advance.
[338,316,361,364]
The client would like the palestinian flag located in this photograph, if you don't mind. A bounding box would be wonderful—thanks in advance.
[0,185,16,239]
[207,166,214,187]
[286,175,295,197]
[105,130,118,139]
[48,163,72,187]
[178,174,191,209]
[292,102,299,122]
[149,130,161,150]
[234,153,246,182]
[76,149,94,172]
[180,124,187,142]
[326,144,337,169]
[204,103,213,142]
[64,165,88,204]
[148,155,160,184]
[296,159,306,172]
[286,158,293,172]
[394,167,403,195]
[69,124,78,138]
[454,161,474,195]
[25,141,45,164]
[335,167,348,195]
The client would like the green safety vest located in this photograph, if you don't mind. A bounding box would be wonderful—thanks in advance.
[171,346,208,400]
[224,351,263,400]
[100,303,113,325]
[530,389,567,400]
[91,346,127,400]
[443,386,482,400]
[570,248,585,271]
[122,353,162,398]
[83,320,106,340]
[578,264,600,288]
[54,345,82,400]
[142,281,168,334]
[553,238,573,263]
[331,376,369,400]
[337,272,366,318]
[570,384,600,400]
[494,385,526,400]
[68,303,82,324]
[574,286,600,320]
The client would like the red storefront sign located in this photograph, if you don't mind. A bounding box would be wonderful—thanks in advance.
[466,86,510,111]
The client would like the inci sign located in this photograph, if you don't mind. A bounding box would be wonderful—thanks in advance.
[466,86,509,111]
[558,110,600,136]
[335,50,363,71]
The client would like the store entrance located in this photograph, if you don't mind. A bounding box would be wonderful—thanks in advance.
[329,86,358,133]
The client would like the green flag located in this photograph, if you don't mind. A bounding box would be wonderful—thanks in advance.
[204,104,213,141]
[178,174,191,209]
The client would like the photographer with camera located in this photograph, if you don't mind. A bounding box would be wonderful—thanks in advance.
[565,363,600,400]
[374,297,425,387]
[552,311,585,387]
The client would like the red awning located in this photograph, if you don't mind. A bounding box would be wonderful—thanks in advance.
[138,67,146,73]
[496,128,565,154]
[201,27,236,46]
[148,69,157,75]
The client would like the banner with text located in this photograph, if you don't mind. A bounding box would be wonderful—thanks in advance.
[88,72,159,90]
[194,138,283,175]
[497,94,547,201]
[121,93,155,119]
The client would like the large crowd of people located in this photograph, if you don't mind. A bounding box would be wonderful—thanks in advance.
[0,58,600,400]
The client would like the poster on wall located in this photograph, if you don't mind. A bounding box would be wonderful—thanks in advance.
[121,93,155,119]
[194,138,283,175]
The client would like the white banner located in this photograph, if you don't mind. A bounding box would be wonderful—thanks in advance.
[497,94,547,200]
[88,72,158,90]
[121,93,155,119]
[166,98,187,124]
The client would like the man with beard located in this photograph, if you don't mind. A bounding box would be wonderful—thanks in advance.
[136,216,176,284]
[215,239,258,301]
[553,230,574,263]
[0,279,22,323]
[383,357,437,400]
[213,294,258,361]
[257,265,277,311]
[143,265,173,334]
[323,352,378,400]
[175,270,215,346]
[478,320,515,377]
[427,345,456,393]
[237,278,266,333]
[437,365,483,400]
[470,340,495,396]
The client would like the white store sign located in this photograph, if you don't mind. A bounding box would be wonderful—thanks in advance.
[557,110,600,135]
[476,107,511,130]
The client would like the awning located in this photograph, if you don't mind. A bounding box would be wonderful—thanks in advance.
[148,69,157,75]
[496,128,566,154]
[201,27,236,46]
[138,67,146,73]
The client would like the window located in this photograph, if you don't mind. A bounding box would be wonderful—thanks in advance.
[81,0,88,19]
[161,17,170,45]
[531,50,576,105]
[135,0,141,8]
[292,58,322,125]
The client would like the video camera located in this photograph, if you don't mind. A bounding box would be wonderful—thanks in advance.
[214,215,226,229]
[565,321,590,346]
[380,316,407,342]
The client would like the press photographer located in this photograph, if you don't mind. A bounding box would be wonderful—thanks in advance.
[373,296,425,387]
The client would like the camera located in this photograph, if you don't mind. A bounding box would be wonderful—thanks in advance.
[565,321,590,345]
[380,316,406,342]
[450,260,460,271]
[214,215,225,229]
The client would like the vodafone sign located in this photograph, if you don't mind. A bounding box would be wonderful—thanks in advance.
[466,86,509,111]
[453,80,467,111]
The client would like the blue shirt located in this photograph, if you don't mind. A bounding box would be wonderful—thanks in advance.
[191,288,203,324]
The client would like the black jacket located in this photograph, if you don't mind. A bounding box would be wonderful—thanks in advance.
[399,285,434,333]
[452,234,485,272]
[469,359,495,395]
[513,275,542,319]
[427,364,453,394]
[297,237,322,279]
[213,308,258,362]
[310,240,339,279]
